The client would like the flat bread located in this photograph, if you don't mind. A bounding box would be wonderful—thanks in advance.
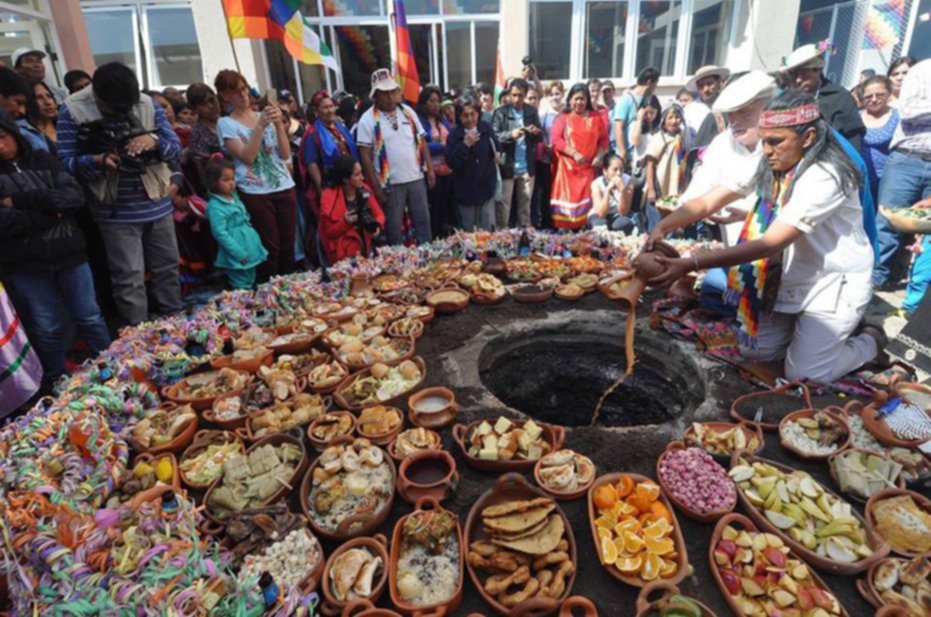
[483,502,555,534]
[483,516,550,540]
[482,497,553,519]
[490,515,565,556]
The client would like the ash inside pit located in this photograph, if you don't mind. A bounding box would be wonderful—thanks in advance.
[478,326,706,427]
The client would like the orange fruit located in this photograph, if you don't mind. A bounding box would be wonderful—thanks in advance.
[615,554,643,575]
[650,501,673,524]
[628,494,652,514]
[640,552,663,581]
[614,518,640,537]
[616,475,635,498]
[645,535,675,556]
[597,527,613,542]
[636,481,661,503]
[593,484,618,511]
[643,518,671,540]
[659,558,679,578]
[600,536,619,565]
[612,500,637,518]
[594,513,617,530]
[623,531,645,554]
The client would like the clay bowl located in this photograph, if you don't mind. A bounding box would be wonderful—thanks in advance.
[854,556,909,610]
[634,581,717,617]
[397,449,459,505]
[587,472,690,588]
[388,496,464,616]
[682,421,764,462]
[131,452,181,491]
[470,289,507,305]
[861,399,929,449]
[128,482,178,510]
[865,488,931,557]
[554,285,585,302]
[341,599,403,617]
[655,441,736,523]
[895,381,931,410]
[464,473,577,616]
[308,411,358,451]
[333,357,427,411]
[300,437,397,542]
[130,407,198,456]
[178,429,245,490]
[202,430,308,527]
[355,406,405,446]
[596,270,635,301]
[729,451,890,574]
[268,331,320,355]
[708,513,850,617]
[320,534,390,616]
[778,408,852,460]
[511,283,554,304]
[209,348,274,374]
[827,447,906,505]
[532,452,596,501]
[875,606,913,617]
[338,337,416,373]
[387,428,443,463]
[323,326,387,351]
[239,524,326,594]
[204,391,249,431]
[238,389,330,443]
[387,318,426,340]
[452,418,566,472]
[426,287,470,314]
[306,360,352,396]
[557,597,598,617]
[729,381,813,432]
[161,369,250,411]
[313,304,360,324]
[403,305,435,325]
[407,387,459,430]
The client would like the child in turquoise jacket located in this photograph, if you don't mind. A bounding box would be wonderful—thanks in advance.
[206,157,268,289]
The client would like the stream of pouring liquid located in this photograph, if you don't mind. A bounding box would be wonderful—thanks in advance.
[590,305,636,426]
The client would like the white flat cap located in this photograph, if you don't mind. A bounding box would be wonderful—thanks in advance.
[713,71,777,113]
[781,44,827,72]
[686,65,731,91]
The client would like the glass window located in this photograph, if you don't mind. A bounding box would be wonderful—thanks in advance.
[333,25,391,98]
[323,0,381,17]
[635,0,681,76]
[145,6,203,87]
[474,21,499,86]
[301,0,321,17]
[407,0,440,14]
[442,0,499,14]
[529,1,572,80]
[585,1,628,78]
[85,8,138,73]
[445,22,471,91]
[687,0,733,74]
[410,24,436,86]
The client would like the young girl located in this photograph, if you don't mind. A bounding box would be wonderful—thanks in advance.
[644,104,693,204]
[589,152,634,233]
[206,157,268,289]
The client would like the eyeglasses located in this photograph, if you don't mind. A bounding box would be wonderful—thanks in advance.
[862,93,889,100]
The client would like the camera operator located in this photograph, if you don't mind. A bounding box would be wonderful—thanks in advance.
[319,155,385,265]
[520,57,544,99]
[57,62,183,326]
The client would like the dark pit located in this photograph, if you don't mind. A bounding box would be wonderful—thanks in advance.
[478,327,706,427]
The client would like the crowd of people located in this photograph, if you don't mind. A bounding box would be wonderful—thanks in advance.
[0,40,929,408]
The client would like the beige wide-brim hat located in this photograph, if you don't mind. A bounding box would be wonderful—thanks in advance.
[686,65,731,91]
[780,44,826,72]
[713,71,777,113]
[369,68,401,98]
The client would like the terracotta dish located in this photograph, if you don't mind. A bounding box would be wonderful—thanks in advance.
[334,357,427,411]
[532,450,596,501]
[655,441,735,523]
[682,421,764,461]
[558,597,598,617]
[308,411,359,451]
[778,409,851,460]
[861,399,929,449]
[341,599,403,617]
[452,418,566,472]
[130,407,198,456]
[178,429,244,490]
[864,488,931,557]
[408,387,459,429]
[397,449,459,504]
[320,534,390,616]
[426,288,470,314]
[161,369,249,411]
[634,581,717,617]
[729,381,812,431]
[510,284,554,304]
[268,332,319,355]
[131,452,180,491]
[209,348,273,373]
[827,448,906,505]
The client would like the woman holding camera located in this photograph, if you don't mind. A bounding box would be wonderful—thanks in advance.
[319,155,385,264]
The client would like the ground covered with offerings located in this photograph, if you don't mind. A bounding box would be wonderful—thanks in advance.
[1,229,929,617]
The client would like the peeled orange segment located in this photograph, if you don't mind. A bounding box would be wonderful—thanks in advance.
[650,501,673,524]
[614,518,641,537]
[640,552,663,581]
[614,554,643,575]
[612,537,630,557]
[597,527,613,542]
[612,500,637,518]
[623,531,645,554]
[615,474,635,498]
[636,481,661,503]
[600,536,619,566]
[659,558,678,578]
[642,518,671,540]
[595,514,617,530]
[645,535,676,556]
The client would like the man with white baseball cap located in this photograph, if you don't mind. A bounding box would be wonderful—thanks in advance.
[781,42,864,150]
[684,65,730,148]
[356,68,435,246]
[11,47,68,104]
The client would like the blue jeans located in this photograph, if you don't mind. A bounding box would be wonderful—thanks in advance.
[589,213,635,233]
[875,150,931,285]
[905,236,931,314]
[5,263,111,381]
[700,267,736,319]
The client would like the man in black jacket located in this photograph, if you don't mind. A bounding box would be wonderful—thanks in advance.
[492,78,543,229]
[0,112,111,387]
[781,43,866,150]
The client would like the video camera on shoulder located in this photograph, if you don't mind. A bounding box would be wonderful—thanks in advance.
[349,189,380,234]
[78,112,163,176]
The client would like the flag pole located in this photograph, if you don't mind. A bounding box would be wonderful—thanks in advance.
[219,0,243,74]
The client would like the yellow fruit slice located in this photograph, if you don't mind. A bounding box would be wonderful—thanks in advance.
[601,536,619,566]
[595,514,617,530]
[642,518,671,540]
[645,535,676,556]
[613,537,630,557]
[612,500,637,518]
[641,552,663,581]
[624,530,645,554]
[636,482,661,503]
[659,558,678,578]
[597,527,613,542]
[615,554,643,575]
[614,518,641,537]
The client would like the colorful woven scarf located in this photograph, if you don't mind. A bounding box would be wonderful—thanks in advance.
[725,166,797,346]
[372,105,427,190]
[674,135,690,195]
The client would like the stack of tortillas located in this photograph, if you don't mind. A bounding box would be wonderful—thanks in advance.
[482,497,565,555]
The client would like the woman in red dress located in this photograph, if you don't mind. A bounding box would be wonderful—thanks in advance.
[319,155,385,265]
[550,83,609,230]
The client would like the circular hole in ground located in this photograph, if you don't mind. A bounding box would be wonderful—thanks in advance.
[478,326,706,428]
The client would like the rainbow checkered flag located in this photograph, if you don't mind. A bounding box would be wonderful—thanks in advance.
[391,0,421,104]
[269,0,340,70]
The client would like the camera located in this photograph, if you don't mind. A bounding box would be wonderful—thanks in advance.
[350,190,380,234]
[522,56,533,66]
[77,113,163,175]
